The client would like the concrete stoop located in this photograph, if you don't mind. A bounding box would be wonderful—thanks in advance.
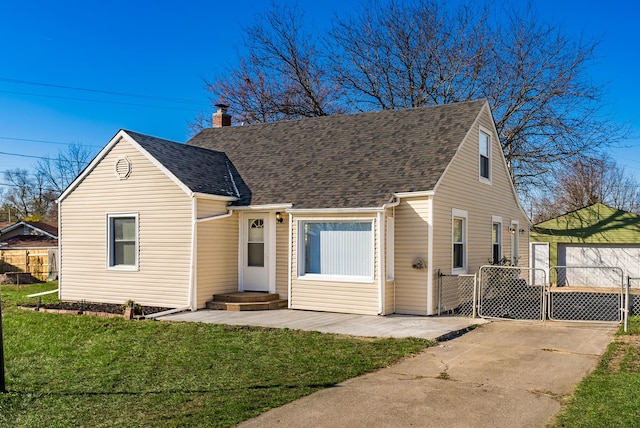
[205,292,287,311]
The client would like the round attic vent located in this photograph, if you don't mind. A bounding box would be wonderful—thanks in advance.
[115,157,132,179]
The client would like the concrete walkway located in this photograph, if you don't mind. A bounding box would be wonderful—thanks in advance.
[158,309,488,340]
[158,310,616,427]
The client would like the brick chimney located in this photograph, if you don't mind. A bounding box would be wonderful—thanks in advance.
[212,103,231,128]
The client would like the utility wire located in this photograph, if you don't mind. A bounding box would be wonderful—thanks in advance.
[0,90,202,112]
[0,136,100,147]
[0,77,208,106]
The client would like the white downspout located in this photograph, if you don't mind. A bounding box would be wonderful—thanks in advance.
[188,197,197,310]
[287,211,293,309]
[377,211,384,315]
[188,200,234,311]
[380,197,401,315]
[426,198,434,315]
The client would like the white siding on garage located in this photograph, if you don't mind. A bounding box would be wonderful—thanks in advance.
[559,244,640,286]
[59,137,193,308]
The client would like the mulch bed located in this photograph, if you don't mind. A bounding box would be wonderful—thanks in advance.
[19,301,173,319]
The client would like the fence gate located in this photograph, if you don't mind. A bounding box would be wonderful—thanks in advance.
[548,266,624,322]
[477,266,546,321]
[437,271,476,317]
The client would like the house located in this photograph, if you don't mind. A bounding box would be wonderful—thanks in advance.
[530,203,640,284]
[58,99,529,315]
[0,221,59,281]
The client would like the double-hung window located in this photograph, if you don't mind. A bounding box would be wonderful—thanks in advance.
[479,129,491,181]
[492,220,501,264]
[108,213,138,270]
[452,209,467,272]
[299,220,373,281]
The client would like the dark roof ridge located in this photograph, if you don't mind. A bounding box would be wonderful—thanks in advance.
[206,99,487,131]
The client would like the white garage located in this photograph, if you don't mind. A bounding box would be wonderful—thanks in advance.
[558,244,640,286]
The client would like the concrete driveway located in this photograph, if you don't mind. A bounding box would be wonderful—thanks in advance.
[235,321,615,428]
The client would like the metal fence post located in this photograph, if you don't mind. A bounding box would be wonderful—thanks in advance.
[472,273,478,319]
[624,276,630,333]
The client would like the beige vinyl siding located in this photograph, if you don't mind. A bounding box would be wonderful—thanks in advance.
[432,107,529,313]
[275,212,289,299]
[393,197,430,315]
[290,213,379,315]
[59,137,193,308]
[195,200,238,308]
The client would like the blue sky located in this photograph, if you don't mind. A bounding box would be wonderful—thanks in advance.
[1,0,639,188]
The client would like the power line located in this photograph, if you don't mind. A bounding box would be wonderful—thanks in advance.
[0,90,203,112]
[0,77,208,106]
[0,136,100,147]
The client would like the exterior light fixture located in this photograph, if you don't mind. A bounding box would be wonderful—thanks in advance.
[275,212,283,223]
[509,226,516,234]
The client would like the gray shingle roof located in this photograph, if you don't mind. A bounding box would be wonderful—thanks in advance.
[125,130,240,198]
[187,100,487,209]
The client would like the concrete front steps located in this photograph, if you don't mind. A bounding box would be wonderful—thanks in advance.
[205,292,287,311]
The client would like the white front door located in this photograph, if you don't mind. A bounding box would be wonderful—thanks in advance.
[241,214,270,292]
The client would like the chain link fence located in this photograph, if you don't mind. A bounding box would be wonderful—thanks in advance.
[437,266,635,330]
[628,277,640,317]
[437,271,476,316]
[477,266,545,321]
[548,266,624,322]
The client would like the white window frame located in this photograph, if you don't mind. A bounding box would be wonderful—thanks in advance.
[107,212,139,271]
[492,215,502,265]
[452,209,468,274]
[386,217,395,280]
[297,219,375,283]
[479,126,492,183]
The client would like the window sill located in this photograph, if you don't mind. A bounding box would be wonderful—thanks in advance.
[297,274,374,284]
[107,265,139,272]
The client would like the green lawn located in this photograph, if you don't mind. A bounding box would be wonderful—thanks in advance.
[552,316,640,427]
[0,283,432,427]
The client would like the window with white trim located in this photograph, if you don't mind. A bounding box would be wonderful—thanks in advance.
[299,220,373,281]
[108,213,138,269]
[452,209,468,272]
[492,221,501,264]
[479,129,491,181]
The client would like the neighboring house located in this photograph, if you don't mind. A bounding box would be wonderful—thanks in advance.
[530,203,640,285]
[58,99,529,315]
[0,221,59,280]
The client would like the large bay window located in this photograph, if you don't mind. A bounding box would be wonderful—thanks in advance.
[299,220,373,281]
[108,213,138,270]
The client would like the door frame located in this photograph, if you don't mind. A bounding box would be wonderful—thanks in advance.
[238,211,277,293]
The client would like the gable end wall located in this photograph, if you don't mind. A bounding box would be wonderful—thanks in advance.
[59,138,193,308]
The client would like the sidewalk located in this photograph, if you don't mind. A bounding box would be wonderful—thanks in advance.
[237,321,616,428]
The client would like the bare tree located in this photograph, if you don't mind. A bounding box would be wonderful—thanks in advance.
[35,142,93,194]
[2,169,56,221]
[0,143,92,223]
[198,3,345,130]
[198,0,626,195]
[328,0,624,190]
[532,156,640,222]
